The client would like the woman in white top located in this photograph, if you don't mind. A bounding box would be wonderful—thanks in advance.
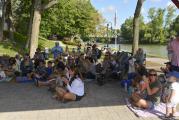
[55,66,84,102]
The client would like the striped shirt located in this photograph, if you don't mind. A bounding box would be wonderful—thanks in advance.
[170,38,179,66]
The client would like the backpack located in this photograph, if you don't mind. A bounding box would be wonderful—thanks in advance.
[96,48,102,59]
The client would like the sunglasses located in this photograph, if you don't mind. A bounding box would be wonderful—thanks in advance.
[149,74,157,76]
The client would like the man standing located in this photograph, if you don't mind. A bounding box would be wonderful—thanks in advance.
[168,33,179,78]
[51,42,63,59]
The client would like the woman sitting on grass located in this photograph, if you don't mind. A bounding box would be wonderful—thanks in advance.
[55,66,84,102]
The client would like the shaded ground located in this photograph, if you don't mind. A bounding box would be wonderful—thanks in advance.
[0,57,177,120]
[0,80,177,120]
[146,57,168,72]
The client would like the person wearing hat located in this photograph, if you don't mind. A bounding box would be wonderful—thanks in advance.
[51,42,63,59]
[167,33,179,78]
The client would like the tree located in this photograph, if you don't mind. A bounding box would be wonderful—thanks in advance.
[0,0,6,41]
[132,0,144,55]
[121,17,133,42]
[164,6,176,38]
[170,15,179,36]
[6,0,15,41]
[29,0,58,58]
[40,0,102,39]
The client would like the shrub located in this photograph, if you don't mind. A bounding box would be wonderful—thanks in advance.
[62,40,79,46]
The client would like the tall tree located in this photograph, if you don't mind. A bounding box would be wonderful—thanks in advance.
[0,0,6,41]
[164,6,176,38]
[6,0,15,41]
[132,0,144,55]
[26,0,34,48]
[29,0,58,58]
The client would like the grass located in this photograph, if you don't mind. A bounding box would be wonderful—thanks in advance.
[0,36,77,57]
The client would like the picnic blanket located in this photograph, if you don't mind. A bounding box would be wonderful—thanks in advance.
[126,98,179,118]
[16,77,34,83]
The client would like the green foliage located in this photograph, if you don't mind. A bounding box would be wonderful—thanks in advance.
[62,40,79,46]
[120,7,178,44]
[12,0,32,35]
[121,17,133,41]
[40,0,102,38]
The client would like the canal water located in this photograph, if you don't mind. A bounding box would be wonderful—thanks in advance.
[108,44,167,58]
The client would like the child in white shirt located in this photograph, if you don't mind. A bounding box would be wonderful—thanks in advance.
[166,76,179,118]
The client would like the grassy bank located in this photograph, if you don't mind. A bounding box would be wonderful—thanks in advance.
[0,37,77,57]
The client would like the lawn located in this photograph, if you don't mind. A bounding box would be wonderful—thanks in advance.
[0,37,77,57]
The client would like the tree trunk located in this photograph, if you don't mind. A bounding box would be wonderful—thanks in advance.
[6,0,14,41]
[0,0,6,41]
[132,0,144,55]
[26,0,35,49]
[29,0,58,58]
[29,0,42,58]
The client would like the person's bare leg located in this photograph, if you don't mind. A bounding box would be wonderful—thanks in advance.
[135,99,149,109]
[63,93,76,101]
[172,107,176,117]
[166,106,172,117]
[38,81,50,87]
[131,93,141,103]
[55,87,67,100]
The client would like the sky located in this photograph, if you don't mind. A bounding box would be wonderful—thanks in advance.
[91,0,179,28]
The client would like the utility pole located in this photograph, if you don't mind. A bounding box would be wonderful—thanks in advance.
[114,10,117,51]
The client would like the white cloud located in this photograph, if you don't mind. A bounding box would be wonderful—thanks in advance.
[150,0,162,2]
[100,5,116,13]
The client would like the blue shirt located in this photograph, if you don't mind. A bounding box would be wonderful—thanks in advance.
[51,46,63,59]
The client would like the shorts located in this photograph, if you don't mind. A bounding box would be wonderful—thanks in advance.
[167,102,178,108]
[75,95,84,101]
[148,101,154,110]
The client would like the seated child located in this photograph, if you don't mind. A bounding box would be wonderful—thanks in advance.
[34,60,48,81]
[0,64,6,82]
[165,76,179,118]
[131,75,148,98]
[46,61,54,77]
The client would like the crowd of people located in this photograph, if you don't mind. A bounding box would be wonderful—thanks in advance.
[0,33,179,118]
[127,33,179,119]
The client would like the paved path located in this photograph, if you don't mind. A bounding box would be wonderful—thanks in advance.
[146,57,168,72]
[0,81,173,120]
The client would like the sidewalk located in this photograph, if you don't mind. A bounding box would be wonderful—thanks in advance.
[146,57,168,71]
[0,81,164,120]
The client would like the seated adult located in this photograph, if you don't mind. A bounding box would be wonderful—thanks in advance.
[130,69,162,109]
[20,54,34,76]
[134,48,145,65]
[134,60,148,77]
[85,57,96,79]
[0,64,7,82]
[102,52,112,78]
[36,60,66,87]
[55,67,84,102]
[33,48,45,69]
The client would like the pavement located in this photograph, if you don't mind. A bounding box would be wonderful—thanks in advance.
[0,80,176,120]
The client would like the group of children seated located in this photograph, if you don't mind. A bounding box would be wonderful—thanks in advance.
[0,44,178,118]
